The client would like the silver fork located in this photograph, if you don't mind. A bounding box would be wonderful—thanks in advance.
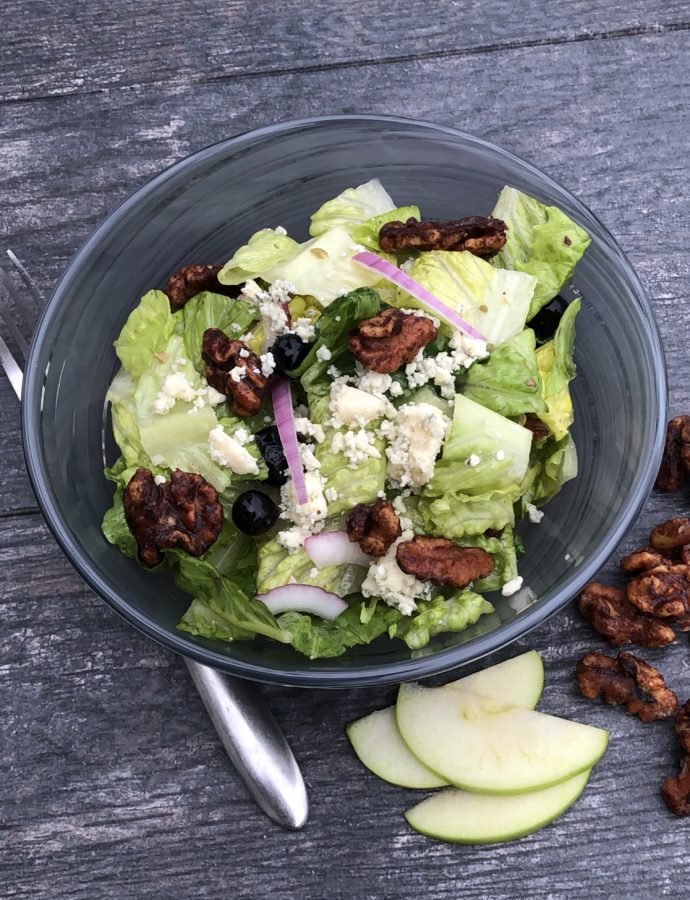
[0,251,308,830]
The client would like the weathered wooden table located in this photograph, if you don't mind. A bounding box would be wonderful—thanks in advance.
[2,4,688,897]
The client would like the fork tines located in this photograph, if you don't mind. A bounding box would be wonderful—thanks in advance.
[0,250,44,364]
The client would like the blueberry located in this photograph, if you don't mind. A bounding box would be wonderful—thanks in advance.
[255,426,288,486]
[231,490,279,536]
[529,295,569,343]
[270,333,312,372]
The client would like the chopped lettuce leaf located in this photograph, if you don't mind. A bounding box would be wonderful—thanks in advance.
[536,299,580,440]
[257,539,366,596]
[107,368,152,469]
[389,590,492,650]
[101,486,138,559]
[218,228,299,285]
[178,598,243,642]
[457,530,519,592]
[419,490,516,537]
[425,393,532,497]
[277,602,401,659]
[309,179,396,238]
[461,329,546,417]
[201,520,257,593]
[114,290,174,379]
[492,186,591,318]
[291,287,383,390]
[404,251,537,347]
[183,292,260,373]
[263,226,382,305]
[522,433,578,510]
[314,429,387,516]
[351,206,420,250]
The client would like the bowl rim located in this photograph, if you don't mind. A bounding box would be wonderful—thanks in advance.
[21,113,668,687]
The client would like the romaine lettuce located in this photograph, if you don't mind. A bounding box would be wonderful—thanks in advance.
[522,433,578,510]
[217,228,299,285]
[277,602,401,659]
[257,539,366,596]
[456,530,519,592]
[114,290,174,379]
[536,299,580,440]
[425,393,532,497]
[309,179,396,237]
[388,590,492,650]
[461,329,546,417]
[491,186,591,319]
[183,291,260,373]
[419,489,516,537]
[107,368,152,469]
[101,486,138,559]
[404,251,537,347]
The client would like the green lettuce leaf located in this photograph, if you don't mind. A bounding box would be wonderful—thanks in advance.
[389,590,492,650]
[315,430,387,516]
[183,292,260,373]
[257,539,366,596]
[522,433,578,510]
[419,490,516,537]
[456,530,519,592]
[351,206,420,250]
[217,228,299,285]
[309,179,396,237]
[114,290,174,379]
[461,329,546,417]
[201,520,258,594]
[178,598,244,642]
[425,393,532,497]
[404,251,537,347]
[107,369,152,470]
[491,186,591,319]
[536,299,580,440]
[276,601,401,659]
[101,486,138,559]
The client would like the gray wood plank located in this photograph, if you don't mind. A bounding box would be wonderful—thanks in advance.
[1,507,690,900]
[1,28,688,514]
[3,2,688,102]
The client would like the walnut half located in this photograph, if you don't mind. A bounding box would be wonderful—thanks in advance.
[396,536,494,589]
[348,308,437,375]
[202,328,267,417]
[124,468,224,567]
[577,582,676,648]
[378,216,507,258]
[626,564,690,620]
[662,701,690,817]
[655,415,690,491]
[346,500,401,557]
[166,264,238,311]
[576,651,678,723]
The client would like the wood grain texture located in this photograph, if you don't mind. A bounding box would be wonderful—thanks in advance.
[1,6,690,898]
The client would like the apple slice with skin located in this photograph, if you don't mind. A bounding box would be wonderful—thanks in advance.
[396,684,608,794]
[405,770,591,844]
[347,651,543,788]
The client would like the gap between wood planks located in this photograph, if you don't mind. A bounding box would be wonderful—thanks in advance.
[2,20,688,107]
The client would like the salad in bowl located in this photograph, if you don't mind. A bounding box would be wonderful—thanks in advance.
[102,179,590,659]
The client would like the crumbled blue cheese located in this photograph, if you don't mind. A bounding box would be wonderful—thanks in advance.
[294,416,326,444]
[329,383,388,427]
[276,526,309,552]
[388,381,403,398]
[356,369,392,396]
[153,372,197,414]
[229,366,246,383]
[208,425,259,475]
[501,576,524,597]
[259,351,276,377]
[404,329,488,400]
[381,402,450,490]
[293,317,316,342]
[280,470,329,530]
[315,345,332,362]
[299,443,321,473]
[496,449,505,461]
[466,454,481,467]
[361,529,431,615]
[526,503,544,524]
[154,474,167,486]
[324,486,339,503]
[330,428,382,468]
[240,278,295,350]
[391,493,414,532]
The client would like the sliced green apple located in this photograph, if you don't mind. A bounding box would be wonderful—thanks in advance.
[396,684,608,794]
[405,770,591,844]
[347,651,544,788]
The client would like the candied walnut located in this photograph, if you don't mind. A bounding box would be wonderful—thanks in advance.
[650,517,690,552]
[396,536,494,589]
[662,757,690,817]
[620,546,673,573]
[523,415,550,443]
[202,327,267,417]
[378,216,507,258]
[348,308,437,374]
[124,468,223,567]
[655,415,690,491]
[166,264,238,311]
[346,500,402,557]
[675,700,690,754]
[576,651,678,723]
[577,582,676,648]
[626,564,690,619]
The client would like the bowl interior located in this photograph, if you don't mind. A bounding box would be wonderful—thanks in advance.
[23,116,666,686]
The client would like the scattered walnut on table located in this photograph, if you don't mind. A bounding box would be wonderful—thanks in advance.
[577,582,676,648]
[655,415,690,491]
[346,500,401,557]
[662,757,690,817]
[626,564,690,619]
[675,700,690,754]
[620,547,674,573]
[348,308,437,374]
[124,468,223,567]
[378,216,507,257]
[202,327,267,417]
[166,264,238,311]
[649,516,690,553]
[395,536,494,589]
[576,651,678,723]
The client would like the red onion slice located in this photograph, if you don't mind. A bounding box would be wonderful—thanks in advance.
[304,531,369,568]
[257,584,348,620]
[353,250,486,341]
[272,379,308,504]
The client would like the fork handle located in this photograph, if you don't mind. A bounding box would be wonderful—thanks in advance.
[184,659,308,829]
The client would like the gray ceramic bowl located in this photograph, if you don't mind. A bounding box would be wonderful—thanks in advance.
[22,115,667,686]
